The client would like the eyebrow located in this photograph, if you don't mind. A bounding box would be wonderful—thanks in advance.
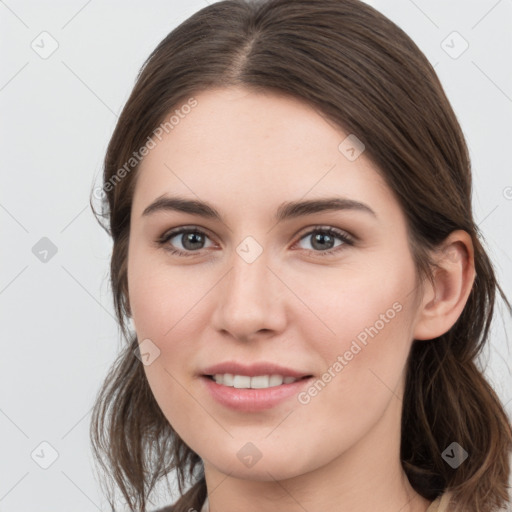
[142,195,376,222]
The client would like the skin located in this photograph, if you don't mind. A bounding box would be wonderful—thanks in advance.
[127,86,476,512]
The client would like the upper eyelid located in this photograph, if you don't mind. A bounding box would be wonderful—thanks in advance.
[160,225,216,242]
[295,225,353,242]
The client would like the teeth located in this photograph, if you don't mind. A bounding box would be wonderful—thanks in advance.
[269,374,284,386]
[223,373,234,386]
[233,375,251,388]
[250,375,270,389]
[212,374,299,389]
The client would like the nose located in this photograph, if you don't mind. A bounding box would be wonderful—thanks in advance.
[210,245,287,342]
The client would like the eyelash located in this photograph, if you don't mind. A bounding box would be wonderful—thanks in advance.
[156,225,354,258]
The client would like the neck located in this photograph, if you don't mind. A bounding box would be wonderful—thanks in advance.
[203,395,432,512]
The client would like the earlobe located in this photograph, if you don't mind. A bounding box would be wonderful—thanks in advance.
[413,230,476,341]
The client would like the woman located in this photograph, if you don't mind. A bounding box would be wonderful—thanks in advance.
[89,1,512,511]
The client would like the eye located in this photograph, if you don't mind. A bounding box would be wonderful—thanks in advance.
[157,227,215,256]
[157,225,354,257]
[294,226,354,256]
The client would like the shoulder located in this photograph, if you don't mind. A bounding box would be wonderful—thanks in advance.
[426,491,452,512]
[426,496,441,512]
[151,506,175,512]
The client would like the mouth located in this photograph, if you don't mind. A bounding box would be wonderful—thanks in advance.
[199,362,314,411]
[203,373,312,389]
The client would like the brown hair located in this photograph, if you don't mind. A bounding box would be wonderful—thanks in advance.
[89,1,512,511]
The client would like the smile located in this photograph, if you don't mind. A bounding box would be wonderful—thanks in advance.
[208,374,303,389]
[201,374,313,412]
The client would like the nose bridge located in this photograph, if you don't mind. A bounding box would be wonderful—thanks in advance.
[232,247,270,300]
[227,242,274,312]
[211,237,285,338]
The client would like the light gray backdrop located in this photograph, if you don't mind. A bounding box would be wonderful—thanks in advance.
[1,1,511,511]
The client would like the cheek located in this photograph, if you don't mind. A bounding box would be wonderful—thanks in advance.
[289,290,415,465]
[295,252,417,404]
[294,250,416,352]
[127,243,207,340]
[127,247,214,429]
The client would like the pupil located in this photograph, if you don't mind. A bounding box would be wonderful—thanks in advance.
[312,232,333,250]
[184,232,203,250]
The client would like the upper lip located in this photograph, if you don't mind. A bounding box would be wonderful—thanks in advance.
[201,361,312,378]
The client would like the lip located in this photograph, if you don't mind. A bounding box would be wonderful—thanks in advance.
[200,361,310,379]
[200,376,313,411]
[199,361,313,412]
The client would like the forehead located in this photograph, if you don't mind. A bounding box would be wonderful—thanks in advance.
[132,86,395,220]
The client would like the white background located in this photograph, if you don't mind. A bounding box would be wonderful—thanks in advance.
[1,1,511,510]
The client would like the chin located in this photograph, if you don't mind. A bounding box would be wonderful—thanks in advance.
[201,441,318,482]
[211,458,308,482]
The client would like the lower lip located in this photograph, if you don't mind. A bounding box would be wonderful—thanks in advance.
[201,376,313,412]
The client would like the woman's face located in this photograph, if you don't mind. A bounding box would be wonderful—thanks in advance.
[127,86,426,481]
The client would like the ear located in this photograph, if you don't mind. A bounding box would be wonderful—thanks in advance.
[413,230,476,341]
